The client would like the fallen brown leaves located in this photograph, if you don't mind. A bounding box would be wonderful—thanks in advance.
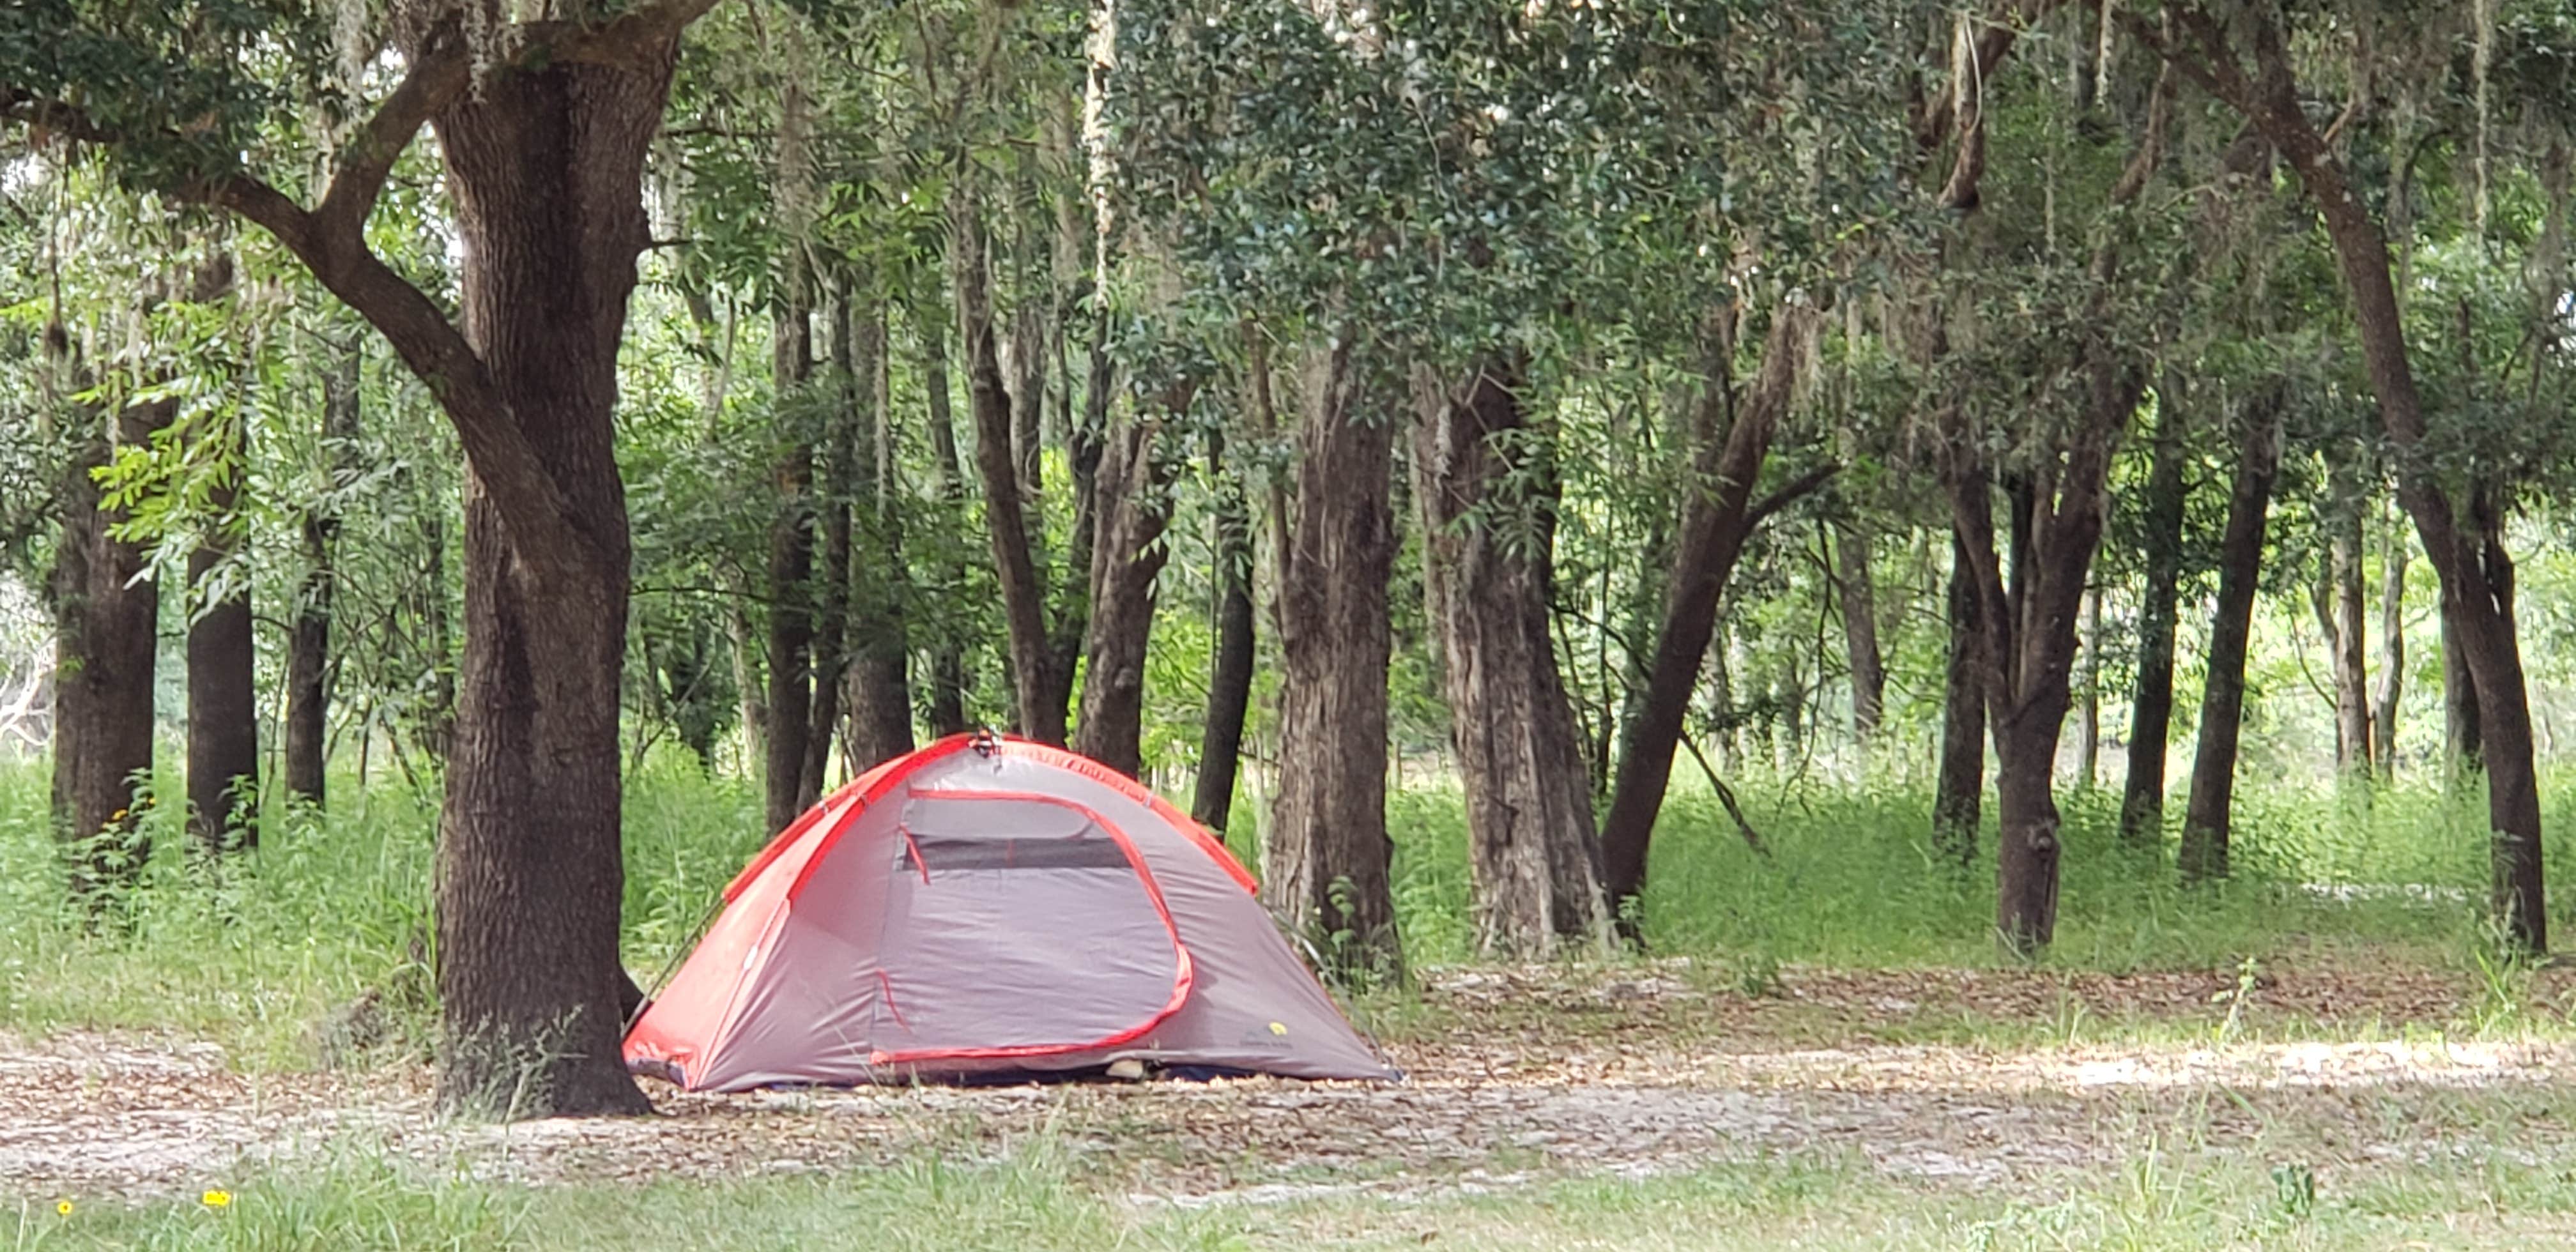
[4,958,2570,1205]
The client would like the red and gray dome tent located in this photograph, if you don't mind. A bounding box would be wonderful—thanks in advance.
[625,733,1397,1090]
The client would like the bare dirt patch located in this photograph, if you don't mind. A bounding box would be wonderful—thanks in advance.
[6,961,2570,1204]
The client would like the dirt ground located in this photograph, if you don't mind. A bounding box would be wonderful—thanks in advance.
[6,961,2573,1205]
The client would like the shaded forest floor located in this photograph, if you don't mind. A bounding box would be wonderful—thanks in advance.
[11,957,2576,1248]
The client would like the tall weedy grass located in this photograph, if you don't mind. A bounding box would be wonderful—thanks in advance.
[0,745,2542,1065]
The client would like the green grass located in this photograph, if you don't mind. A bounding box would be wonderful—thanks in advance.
[0,748,2556,1064]
[17,1133,2576,1251]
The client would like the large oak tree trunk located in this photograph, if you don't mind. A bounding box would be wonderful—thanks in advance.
[286,345,360,806]
[1933,529,1984,864]
[1264,337,1402,985]
[952,188,1061,743]
[50,392,172,897]
[1071,398,1178,778]
[2179,401,2280,881]
[1192,431,1257,831]
[1600,305,1820,931]
[425,47,667,1117]
[1411,361,1610,957]
[2119,392,2187,843]
[187,415,259,855]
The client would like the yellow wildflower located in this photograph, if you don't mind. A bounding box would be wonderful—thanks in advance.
[112,809,127,820]
[201,1189,231,1209]
[56,1200,72,1216]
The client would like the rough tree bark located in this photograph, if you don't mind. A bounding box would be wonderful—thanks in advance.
[1071,392,1181,778]
[1264,335,1403,986]
[286,342,360,807]
[1600,303,1825,933]
[951,181,1062,743]
[1192,428,1257,831]
[2140,6,2548,949]
[1933,528,1984,864]
[1411,359,1611,957]
[187,405,259,856]
[2119,390,2188,843]
[2178,395,2281,881]
[50,388,172,897]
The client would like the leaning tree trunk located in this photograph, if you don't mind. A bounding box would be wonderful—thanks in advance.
[1933,529,1984,864]
[1071,397,1179,778]
[50,393,172,897]
[2179,399,2281,882]
[1412,360,1610,958]
[1265,336,1403,986]
[2119,390,2188,843]
[2189,34,2550,948]
[422,45,672,1118]
[1600,304,1821,930]
[952,185,1061,743]
[1192,429,1257,831]
[286,343,360,807]
[187,413,259,855]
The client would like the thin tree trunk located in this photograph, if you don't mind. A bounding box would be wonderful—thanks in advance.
[1933,528,1984,864]
[917,306,971,738]
[286,342,360,807]
[50,390,171,897]
[952,181,1061,743]
[1600,303,1821,933]
[845,297,914,770]
[1192,429,1256,831]
[2074,585,2103,788]
[2329,499,2371,778]
[1836,521,1885,744]
[2179,399,2282,881]
[2119,389,2187,843]
[187,413,259,855]
[799,280,859,806]
[2372,509,2405,779]
[1049,310,1113,732]
[762,80,818,834]
[1071,391,1181,777]
[2442,616,2481,782]
[1265,335,1403,986]
[1411,359,1610,957]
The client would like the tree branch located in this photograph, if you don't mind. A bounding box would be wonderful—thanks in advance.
[1746,462,1840,531]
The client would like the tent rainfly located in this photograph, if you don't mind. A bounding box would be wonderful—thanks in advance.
[625,733,1398,1090]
